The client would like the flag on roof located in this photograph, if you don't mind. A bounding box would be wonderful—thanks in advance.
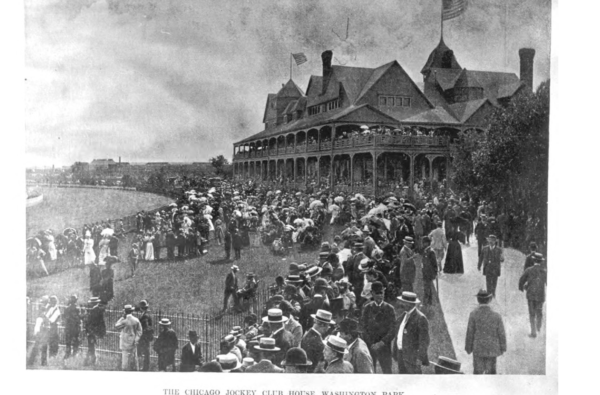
[442,0,468,21]
[292,52,308,66]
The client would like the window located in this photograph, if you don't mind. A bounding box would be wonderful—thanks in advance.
[379,95,412,108]
[327,99,339,111]
[308,105,322,116]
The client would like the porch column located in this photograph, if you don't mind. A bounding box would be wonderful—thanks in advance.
[409,153,416,193]
[350,154,354,193]
[372,152,377,196]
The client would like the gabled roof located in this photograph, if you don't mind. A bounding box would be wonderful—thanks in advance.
[448,99,489,123]
[428,68,462,91]
[306,76,322,97]
[421,38,462,74]
[403,106,460,124]
[283,100,297,115]
[463,70,521,105]
[289,96,307,113]
[277,79,304,97]
[453,69,484,89]
[497,81,524,99]
[262,93,277,123]
[331,65,375,103]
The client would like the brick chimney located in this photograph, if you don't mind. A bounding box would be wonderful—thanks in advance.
[321,50,333,95]
[518,48,535,91]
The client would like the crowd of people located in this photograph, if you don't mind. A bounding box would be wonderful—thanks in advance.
[26,177,546,374]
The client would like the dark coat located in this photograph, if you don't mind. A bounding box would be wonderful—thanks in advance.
[232,232,243,249]
[225,272,238,292]
[478,245,504,277]
[344,337,374,373]
[443,240,464,274]
[383,308,430,365]
[180,342,203,372]
[523,252,536,271]
[301,328,324,372]
[63,303,81,334]
[518,264,547,302]
[85,304,106,338]
[465,305,506,357]
[153,328,179,364]
[138,311,154,344]
[271,327,294,367]
[421,247,438,281]
[399,246,416,286]
[224,231,232,247]
[360,300,396,345]
[89,265,102,294]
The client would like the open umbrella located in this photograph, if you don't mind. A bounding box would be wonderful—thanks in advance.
[310,200,324,209]
[63,227,77,236]
[367,203,389,216]
[101,228,114,237]
[360,125,369,130]
[334,196,344,203]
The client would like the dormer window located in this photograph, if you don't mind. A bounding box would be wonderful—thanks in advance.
[379,95,412,108]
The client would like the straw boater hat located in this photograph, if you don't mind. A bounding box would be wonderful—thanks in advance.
[286,274,303,285]
[230,326,243,338]
[487,234,498,241]
[88,296,101,304]
[215,354,242,372]
[404,236,414,244]
[242,357,255,368]
[254,337,280,352]
[159,318,171,326]
[533,252,545,263]
[262,308,289,324]
[281,347,312,367]
[397,291,420,304]
[124,304,134,313]
[304,266,322,279]
[311,309,335,325]
[359,258,371,273]
[323,335,349,355]
[432,356,463,374]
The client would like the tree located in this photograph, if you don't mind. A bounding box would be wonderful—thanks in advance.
[210,155,229,175]
[451,80,550,250]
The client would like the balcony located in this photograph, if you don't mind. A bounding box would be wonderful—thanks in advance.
[269,148,277,156]
[307,143,319,152]
[286,147,295,154]
[320,141,332,150]
[295,145,306,154]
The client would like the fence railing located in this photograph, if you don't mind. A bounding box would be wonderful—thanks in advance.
[26,286,274,369]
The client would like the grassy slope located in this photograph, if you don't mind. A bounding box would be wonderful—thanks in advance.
[26,187,173,237]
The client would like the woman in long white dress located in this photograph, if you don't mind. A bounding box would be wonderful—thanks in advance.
[45,231,57,261]
[98,235,110,265]
[83,231,96,265]
[144,232,155,261]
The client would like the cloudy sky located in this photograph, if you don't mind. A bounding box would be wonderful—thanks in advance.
[24,0,551,167]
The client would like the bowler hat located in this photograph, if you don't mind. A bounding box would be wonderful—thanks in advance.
[432,356,463,374]
[281,347,312,367]
[475,289,493,302]
[371,281,385,294]
[188,330,198,338]
[338,318,361,334]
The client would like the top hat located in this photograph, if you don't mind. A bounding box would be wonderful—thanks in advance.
[311,309,335,325]
[323,335,349,355]
[254,337,280,352]
[432,356,463,374]
[338,318,361,334]
[188,330,198,338]
[281,347,312,367]
[159,318,171,326]
[216,354,242,372]
[397,291,420,304]
[262,308,289,324]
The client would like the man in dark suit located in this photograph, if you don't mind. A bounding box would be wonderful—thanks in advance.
[477,235,504,297]
[153,318,178,372]
[166,228,176,259]
[474,216,489,259]
[180,331,203,372]
[518,253,547,338]
[399,237,416,293]
[421,237,438,306]
[381,292,430,374]
[89,261,102,297]
[338,318,374,373]
[263,308,294,367]
[223,265,239,311]
[301,309,334,372]
[465,289,507,374]
[523,242,538,271]
[360,282,396,374]
[224,229,232,260]
[136,300,153,371]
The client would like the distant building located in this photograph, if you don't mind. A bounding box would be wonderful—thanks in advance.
[89,159,116,171]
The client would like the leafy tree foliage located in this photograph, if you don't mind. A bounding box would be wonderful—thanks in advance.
[451,80,550,249]
[210,155,229,175]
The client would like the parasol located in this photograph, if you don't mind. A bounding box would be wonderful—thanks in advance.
[360,125,369,130]
[169,203,178,207]
[367,203,389,216]
[63,227,77,236]
[328,204,340,213]
[334,196,344,203]
[101,228,114,237]
[310,200,324,209]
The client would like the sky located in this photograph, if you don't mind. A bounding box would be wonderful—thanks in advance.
[24,0,551,167]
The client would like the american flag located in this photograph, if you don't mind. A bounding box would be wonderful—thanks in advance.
[292,52,308,66]
[442,0,468,21]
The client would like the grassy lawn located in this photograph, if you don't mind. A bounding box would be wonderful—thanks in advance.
[27,222,456,372]
[26,187,174,237]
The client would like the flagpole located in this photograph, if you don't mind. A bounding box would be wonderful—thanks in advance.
[290,53,293,81]
[441,0,444,40]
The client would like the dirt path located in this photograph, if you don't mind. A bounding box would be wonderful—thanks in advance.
[438,240,546,374]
